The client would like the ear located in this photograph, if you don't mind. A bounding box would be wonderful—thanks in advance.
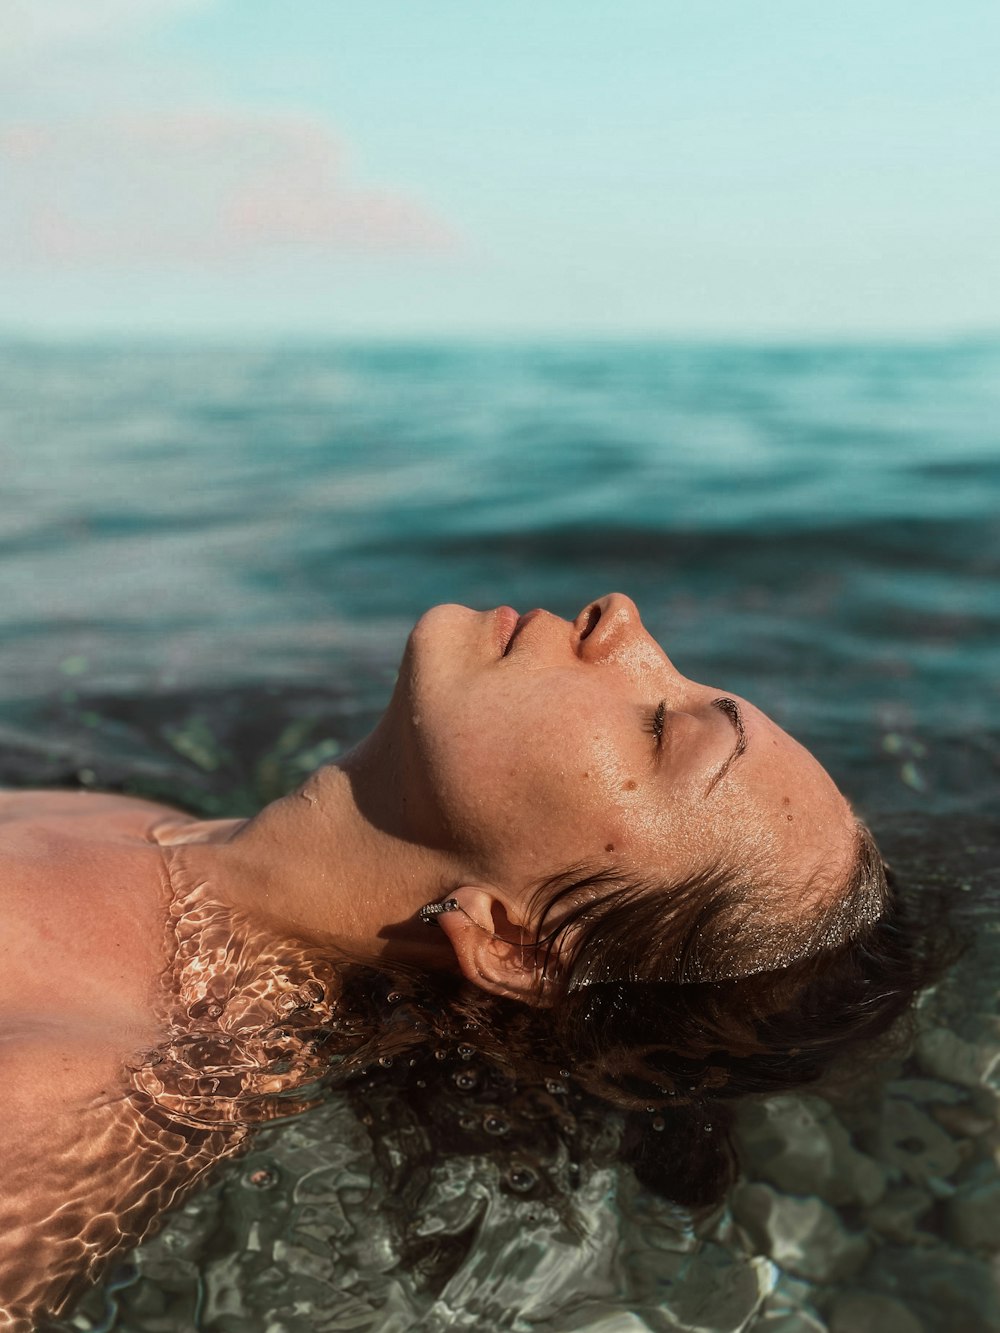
[434,886,553,1006]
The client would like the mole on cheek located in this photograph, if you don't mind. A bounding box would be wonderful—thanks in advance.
[622,779,637,792]
[604,842,615,853]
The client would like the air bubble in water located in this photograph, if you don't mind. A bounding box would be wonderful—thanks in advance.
[507,1166,537,1193]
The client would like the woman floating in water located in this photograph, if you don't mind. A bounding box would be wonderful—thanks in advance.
[0,594,933,1328]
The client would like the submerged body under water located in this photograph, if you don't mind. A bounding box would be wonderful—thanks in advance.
[0,338,997,1331]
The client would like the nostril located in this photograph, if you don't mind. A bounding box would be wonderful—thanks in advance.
[579,604,602,641]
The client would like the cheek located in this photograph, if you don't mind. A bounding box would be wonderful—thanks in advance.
[419,677,646,868]
[494,725,641,868]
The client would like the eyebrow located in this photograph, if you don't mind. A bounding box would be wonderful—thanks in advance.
[704,697,748,796]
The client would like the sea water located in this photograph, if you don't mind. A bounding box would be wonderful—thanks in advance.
[0,338,997,1331]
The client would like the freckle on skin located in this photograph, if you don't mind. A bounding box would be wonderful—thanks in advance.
[604,842,615,852]
[782,796,791,806]
[622,779,637,791]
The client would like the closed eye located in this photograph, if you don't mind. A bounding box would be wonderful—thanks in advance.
[644,699,667,749]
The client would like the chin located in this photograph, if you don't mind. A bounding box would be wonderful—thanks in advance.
[414,600,476,623]
[408,602,480,657]
[394,604,469,706]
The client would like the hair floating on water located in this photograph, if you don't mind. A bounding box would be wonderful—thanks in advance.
[316,821,952,1213]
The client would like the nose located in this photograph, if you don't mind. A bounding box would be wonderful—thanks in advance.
[575,592,689,682]
[574,592,645,660]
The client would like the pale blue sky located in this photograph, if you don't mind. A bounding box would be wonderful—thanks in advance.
[2,0,998,338]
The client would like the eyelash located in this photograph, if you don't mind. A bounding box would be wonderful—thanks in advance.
[644,700,666,746]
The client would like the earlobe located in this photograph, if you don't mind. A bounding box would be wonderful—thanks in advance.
[433,885,551,1005]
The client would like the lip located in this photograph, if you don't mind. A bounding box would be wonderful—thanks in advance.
[495,605,520,656]
[501,608,544,656]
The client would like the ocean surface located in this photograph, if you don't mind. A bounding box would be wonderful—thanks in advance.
[0,338,997,1331]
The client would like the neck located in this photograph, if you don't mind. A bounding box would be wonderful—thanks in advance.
[162,747,461,973]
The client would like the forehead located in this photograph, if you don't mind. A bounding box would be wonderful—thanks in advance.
[735,697,847,809]
[718,700,854,885]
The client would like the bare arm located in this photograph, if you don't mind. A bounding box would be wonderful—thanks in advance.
[0,1036,244,1329]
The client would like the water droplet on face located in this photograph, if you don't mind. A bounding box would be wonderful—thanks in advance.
[651,1116,665,1132]
[434,1048,447,1061]
[458,1044,475,1059]
[386,991,402,1004]
[545,1079,567,1096]
[378,1055,394,1068]
[453,1069,478,1092]
[483,1115,509,1136]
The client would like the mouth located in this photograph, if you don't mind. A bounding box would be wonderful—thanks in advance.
[497,601,604,657]
[495,606,520,656]
[498,607,546,656]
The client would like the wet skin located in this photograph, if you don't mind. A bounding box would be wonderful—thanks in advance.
[365,592,855,918]
[0,593,857,1324]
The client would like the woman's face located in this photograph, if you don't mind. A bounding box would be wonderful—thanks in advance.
[376,594,855,915]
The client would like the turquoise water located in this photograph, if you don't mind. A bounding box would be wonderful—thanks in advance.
[0,339,997,1330]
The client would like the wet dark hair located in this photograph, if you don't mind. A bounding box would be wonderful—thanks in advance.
[318,818,945,1213]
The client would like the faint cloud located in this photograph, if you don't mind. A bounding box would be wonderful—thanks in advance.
[0,111,456,266]
[1,0,207,59]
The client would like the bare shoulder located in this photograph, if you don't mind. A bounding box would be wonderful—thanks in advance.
[0,790,196,1035]
[0,1030,241,1329]
[0,794,246,1328]
[0,786,193,832]
[0,1032,136,1327]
